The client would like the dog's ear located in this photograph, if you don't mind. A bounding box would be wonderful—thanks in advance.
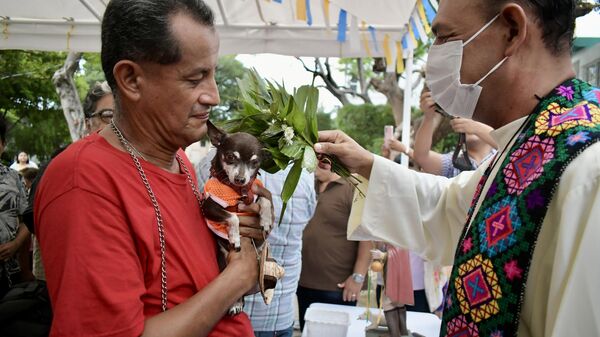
[260,148,272,162]
[207,120,226,147]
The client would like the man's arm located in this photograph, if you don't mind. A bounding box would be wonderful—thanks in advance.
[357,156,482,265]
[0,223,30,262]
[38,188,259,337]
[337,241,372,302]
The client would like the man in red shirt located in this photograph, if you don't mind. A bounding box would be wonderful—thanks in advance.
[35,1,270,336]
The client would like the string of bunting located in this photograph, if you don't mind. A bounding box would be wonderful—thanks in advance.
[274,0,439,71]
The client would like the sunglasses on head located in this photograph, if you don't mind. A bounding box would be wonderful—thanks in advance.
[452,133,475,172]
[89,109,114,123]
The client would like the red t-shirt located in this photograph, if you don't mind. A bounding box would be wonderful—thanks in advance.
[35,133,253,337]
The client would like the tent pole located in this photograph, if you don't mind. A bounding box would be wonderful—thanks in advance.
[216,0,229,26]
[401,48,414,167]
[78,0,102,21]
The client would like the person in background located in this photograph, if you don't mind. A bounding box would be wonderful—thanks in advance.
[297,161,371,330]
[10,152,38,172]
[0,116,29,297]
[414,88,497,177]
[243,166,316,337]
[83,81,114,134]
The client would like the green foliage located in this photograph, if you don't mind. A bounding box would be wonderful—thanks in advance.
[211,56,248,122]
[0,50,71,164]
[433,132,458,154]
[336,103,395,153]
[223,69,358,223]
[317,110,335,131]
[75,53,105,101]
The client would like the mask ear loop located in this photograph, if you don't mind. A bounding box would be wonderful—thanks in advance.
[475,57,508,86]
[463,14,501,47]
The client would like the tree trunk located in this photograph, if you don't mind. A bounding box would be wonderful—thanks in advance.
[53,52,85,141]
[370,73,404,127]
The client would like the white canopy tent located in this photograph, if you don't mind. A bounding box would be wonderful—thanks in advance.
[1,0,438,165]
[0,0,431,58]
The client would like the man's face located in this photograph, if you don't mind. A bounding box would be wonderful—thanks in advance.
[433,0,507,120]
[135,13,220,149]
[87,94,115,133]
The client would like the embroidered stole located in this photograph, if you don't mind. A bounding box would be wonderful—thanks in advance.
[441,79,600,337]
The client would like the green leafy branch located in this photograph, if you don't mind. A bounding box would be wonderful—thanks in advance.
[221,69,362,223]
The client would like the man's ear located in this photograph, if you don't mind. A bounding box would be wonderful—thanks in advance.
[500,3,528,57]
[207,120,226,147]
[113,60,144,102]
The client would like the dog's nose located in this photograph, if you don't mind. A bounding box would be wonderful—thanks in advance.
[234,177,246,185]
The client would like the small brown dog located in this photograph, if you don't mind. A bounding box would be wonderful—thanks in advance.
[202,121,283,314]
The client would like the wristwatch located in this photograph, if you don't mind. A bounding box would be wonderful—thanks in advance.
[351,273,365,284]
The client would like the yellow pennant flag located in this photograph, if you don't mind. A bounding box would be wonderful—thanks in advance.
[417,0,432,34]
[297,0,307,21]
[324,0,330,20]
[396,41,405,74]
[361,21,372,57]
[383,34,393,72]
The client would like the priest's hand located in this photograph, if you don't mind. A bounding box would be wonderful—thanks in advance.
[314,130,375,179]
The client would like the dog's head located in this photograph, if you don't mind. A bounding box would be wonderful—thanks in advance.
[207,121,266,187]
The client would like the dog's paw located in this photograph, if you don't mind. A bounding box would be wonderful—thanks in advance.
[258,197,273,232]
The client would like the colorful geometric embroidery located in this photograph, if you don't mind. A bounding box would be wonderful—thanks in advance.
[477,197,521,257]
[567,131,591,146]
[556,85,575,101]
[455,254,501,323]
[446,315,480,337]
[535,101,600,137]
[442,79,600,337]
[584,88,600,103]
[503,136,554,195]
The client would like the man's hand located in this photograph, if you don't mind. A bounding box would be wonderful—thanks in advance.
[238,184,274,242]
[420,91,437,120]
[338,275,363,302]
[0,240,19,261]
[225,238,259,293]
[314,130,374,179]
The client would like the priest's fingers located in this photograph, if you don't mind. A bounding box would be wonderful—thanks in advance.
[315,130,375,179]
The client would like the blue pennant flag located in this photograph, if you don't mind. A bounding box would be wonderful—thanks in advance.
[368,26,379,52]
[273,0,283,3]
[423,0,437,23]
[305,0,313,26]
[410,17,421,42]
[402,34,409,50]
[337,9,347,42]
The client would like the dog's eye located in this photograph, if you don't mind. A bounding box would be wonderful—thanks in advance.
[250,160,259,168]
[225,154,236,162]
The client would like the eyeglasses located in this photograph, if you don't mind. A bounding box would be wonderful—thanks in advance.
[89,109,114,123]
[452,133,475,171]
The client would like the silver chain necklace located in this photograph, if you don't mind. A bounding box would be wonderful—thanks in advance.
[110,120,204,311]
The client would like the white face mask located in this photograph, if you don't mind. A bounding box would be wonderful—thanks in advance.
[426,14,508,119]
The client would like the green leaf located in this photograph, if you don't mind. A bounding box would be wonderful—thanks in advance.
[279,137,305,160]
[304,87,319,144]
[302,145,318,173]
[278,159,303,224]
